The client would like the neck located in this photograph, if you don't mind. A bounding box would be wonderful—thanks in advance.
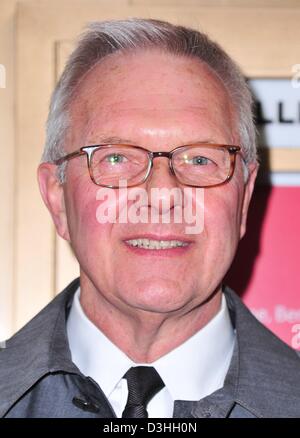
[79,276,222,363]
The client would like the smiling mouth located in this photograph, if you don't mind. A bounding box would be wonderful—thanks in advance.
[125,238,189,250]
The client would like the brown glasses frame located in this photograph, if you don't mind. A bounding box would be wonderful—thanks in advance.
[54,143,241,188]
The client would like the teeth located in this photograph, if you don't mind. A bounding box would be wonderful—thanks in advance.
[126,238,189,250]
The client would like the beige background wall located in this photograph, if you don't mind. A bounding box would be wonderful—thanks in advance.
[1,0,300,340]
[0,0,18,340]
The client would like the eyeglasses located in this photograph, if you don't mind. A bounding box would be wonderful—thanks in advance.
[54,143,241,188]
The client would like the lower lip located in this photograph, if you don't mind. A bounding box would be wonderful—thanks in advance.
[123,241,192,257]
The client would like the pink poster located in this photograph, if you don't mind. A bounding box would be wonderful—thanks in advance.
[226,186,300,349]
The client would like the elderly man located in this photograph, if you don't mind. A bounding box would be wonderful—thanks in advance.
[0,18,299,419]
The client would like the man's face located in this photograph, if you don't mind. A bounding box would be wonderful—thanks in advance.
[40,50,257,317]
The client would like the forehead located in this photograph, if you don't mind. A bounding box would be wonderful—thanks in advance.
[68,49,235,145]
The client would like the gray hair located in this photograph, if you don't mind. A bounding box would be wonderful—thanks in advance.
[42,18,257,182]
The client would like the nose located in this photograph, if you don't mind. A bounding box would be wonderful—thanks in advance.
[144,155,182,215]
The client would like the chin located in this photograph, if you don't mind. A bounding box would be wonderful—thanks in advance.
[119,279,191,314]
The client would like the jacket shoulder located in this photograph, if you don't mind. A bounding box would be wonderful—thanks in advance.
[0,278,79,417]
[225,287,300,417]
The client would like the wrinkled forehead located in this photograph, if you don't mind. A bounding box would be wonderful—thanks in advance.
[67,49,235,145]
[72,49,232,108]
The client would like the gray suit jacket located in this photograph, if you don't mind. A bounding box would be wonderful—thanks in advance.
[0,278,300,418]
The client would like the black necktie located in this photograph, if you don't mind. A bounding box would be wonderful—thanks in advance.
[122,366,165,418]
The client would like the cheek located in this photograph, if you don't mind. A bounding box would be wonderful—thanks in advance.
[64,179,113,252]
[202,184,243,258]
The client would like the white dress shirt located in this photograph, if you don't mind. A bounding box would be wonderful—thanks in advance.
[67,288,235,418]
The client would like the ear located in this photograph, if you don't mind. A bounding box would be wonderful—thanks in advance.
[239,162,259,239]
[37,163,70,241]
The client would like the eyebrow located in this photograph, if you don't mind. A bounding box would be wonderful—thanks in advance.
[89,136,135,145]
[87,136,219,146]
[179,138,219,145]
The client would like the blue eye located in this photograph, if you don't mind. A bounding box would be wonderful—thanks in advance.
[106,154,125,164]
[191,156,209,165]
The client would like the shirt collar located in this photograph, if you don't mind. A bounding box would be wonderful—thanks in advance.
[67,288,134,398]
[153,295,235,401]
[67,288,235,402]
